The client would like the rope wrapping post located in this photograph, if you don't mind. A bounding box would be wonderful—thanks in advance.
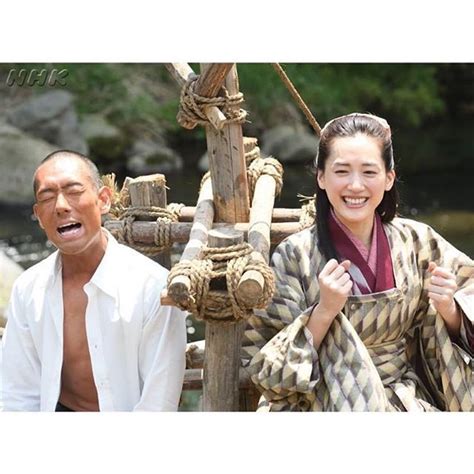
[177,75,247,130]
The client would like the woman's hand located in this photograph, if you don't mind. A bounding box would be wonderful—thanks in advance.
[427,261,461,335]
[307,259,352,349]
[317,258,353,319]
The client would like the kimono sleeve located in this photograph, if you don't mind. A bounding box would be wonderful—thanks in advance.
[244,236,320,408]
[419,224,474,354]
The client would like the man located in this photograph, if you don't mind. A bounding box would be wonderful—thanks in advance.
[1,150,187,411]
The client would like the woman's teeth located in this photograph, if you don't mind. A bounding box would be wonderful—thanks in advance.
[343,197,368,205]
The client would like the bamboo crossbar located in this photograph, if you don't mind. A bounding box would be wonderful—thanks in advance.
[178,206,302,222]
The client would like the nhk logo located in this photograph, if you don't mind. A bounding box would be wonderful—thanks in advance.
[6,68,69,87]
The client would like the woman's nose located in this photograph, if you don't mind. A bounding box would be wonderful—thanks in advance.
[348,174,364,191]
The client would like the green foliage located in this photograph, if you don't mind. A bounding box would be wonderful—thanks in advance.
[237,63,444,128]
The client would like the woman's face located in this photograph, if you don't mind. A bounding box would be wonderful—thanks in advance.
[317,133,395,236]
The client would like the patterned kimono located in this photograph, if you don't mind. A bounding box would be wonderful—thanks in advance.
[243,217,474,411]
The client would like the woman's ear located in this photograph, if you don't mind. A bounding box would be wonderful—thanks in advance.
[385,170,396,191]
[317,169,325,190]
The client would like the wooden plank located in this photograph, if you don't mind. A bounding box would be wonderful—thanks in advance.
[128,174,171,269]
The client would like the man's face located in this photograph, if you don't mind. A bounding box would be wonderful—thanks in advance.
[33,157,111,256]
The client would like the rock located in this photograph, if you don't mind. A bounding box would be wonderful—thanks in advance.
[261,124,319,163]
[6,90,88,154]
[0,249,24,328]
[80,114,128,162]
[126,139,183,175]
[0,122,57,205]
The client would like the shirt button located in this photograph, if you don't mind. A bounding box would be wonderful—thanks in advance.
[350,304,357,311]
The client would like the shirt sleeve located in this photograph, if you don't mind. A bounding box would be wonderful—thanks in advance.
[1,282,41,411]
[133,277,187,411]
[243,238,320,409]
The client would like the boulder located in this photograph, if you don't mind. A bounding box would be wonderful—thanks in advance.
[0,123,57,205]
[261,124,319,164]
[6,90,88,154]
[126,139,183,175]
[80,114,128,162]
[0,249,24,328]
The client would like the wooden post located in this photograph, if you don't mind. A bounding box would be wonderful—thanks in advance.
[202,227,246,411]
[165,63,234,130]
[128,174,171,269]
[202,64,250,223]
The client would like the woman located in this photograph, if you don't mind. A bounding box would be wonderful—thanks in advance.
[243,113,473,411]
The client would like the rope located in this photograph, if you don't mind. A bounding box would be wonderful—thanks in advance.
[272,63,322,137]
[168,243,275,322]
[110,203,184,256]
[247,157,284,198]
[200,155,284,201]
[177,75,247,130]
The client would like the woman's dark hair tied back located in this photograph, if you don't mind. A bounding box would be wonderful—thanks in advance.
[314,113,399,262]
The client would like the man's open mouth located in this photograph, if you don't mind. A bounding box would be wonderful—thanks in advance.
[57,222,82,236]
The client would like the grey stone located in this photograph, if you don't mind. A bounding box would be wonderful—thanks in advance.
[80,114,128,161]
[262,124,319,163]
[0,122,57,205]
[127,139,183,175]
[6,91,88,154]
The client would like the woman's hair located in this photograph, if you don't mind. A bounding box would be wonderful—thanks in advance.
[314,112,399,261]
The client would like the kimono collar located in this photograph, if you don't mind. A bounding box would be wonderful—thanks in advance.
[328,209,395,294]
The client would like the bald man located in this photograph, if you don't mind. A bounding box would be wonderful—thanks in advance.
[2,150,187,411]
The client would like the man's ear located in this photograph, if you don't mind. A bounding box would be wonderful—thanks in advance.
[98,186,112,215]
[33,203,44,229]
[317,169,325,190]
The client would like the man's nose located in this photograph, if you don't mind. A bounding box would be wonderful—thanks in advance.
[55,192,71,213]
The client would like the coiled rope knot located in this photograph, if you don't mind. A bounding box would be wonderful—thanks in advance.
[111,203,184,256]
[167,243,275,323]
[247,157,284,198]
[177,75,247,130]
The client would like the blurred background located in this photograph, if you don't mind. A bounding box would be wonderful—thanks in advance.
[1,64,473,408]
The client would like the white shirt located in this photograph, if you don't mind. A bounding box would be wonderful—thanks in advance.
[1,231,187,411]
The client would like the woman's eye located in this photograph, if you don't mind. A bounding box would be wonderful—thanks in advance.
[335,170,347,175]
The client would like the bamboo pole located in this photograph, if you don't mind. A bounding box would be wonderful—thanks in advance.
[128,174,171,269]
[177,206,302,222]
[235,171,277,306]
[167,176,214,307]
